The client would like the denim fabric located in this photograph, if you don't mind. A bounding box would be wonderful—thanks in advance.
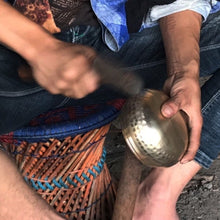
[0,45,66,133]
[0,12,220,168]
[90,0,217,51]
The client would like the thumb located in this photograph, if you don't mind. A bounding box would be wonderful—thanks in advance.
[161,99,180,118]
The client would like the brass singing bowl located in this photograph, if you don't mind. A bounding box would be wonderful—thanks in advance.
[119,89,189,167]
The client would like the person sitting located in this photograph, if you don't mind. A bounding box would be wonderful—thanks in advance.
[0,0,219,219]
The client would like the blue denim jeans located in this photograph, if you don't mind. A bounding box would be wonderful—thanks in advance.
[0,12,220,168]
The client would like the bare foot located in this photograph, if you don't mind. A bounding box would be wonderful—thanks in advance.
[133,161,201,220]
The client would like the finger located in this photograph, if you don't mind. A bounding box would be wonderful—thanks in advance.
[81,70,100,93]
[33,70,61,94]
[63,70,100,98]
[61,55,92,81]
[163,75,175,95]
[161,97,180,118]
[76,45,97,63]
[180,112,203,163]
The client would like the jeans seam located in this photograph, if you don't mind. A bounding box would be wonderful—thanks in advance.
[0,87,44,97]
[54,97,71,108]
[125,46,220,72]
[194,149,213,169]
[123,59,165,71]
[202,89,220,114]
[200,43,220,52]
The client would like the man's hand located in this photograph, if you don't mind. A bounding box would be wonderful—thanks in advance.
[30,42,100,99]
[0,1,100,99]
[159,10,203,163]
[161,72,203,163]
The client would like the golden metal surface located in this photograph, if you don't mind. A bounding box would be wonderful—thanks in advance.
[119,89,188,167]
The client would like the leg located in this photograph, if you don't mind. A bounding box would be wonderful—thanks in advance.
[133,161,201,220]
[0,45,69,134]
[0,149,64,220]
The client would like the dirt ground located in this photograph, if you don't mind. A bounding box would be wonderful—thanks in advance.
[105,125,220,220]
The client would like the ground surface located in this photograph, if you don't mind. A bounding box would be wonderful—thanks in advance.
[105,126,220,220]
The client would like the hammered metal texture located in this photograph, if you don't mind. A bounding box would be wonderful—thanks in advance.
[119,89,188,167]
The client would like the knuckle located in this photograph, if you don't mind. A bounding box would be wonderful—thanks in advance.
[55,80,69,90]
[185,151,196,161]
[87,80,99,93]
[73,55,90,67]
[64,90,86,99]
[48,88,59,95]
[188,155,196,161]
[62,70,76,81]
[73,93,85,99]
[170,93,183,108]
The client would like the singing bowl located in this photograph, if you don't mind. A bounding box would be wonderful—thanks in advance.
[119,89,188,167]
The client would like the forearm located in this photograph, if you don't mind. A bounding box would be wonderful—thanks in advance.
[0,150,65,220]
[159,10,202,78]
[159,10,203,162]
[0,0,57,62]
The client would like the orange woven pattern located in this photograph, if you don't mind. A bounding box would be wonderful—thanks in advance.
[3,124,116,220]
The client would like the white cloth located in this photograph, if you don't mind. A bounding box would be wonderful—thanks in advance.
[142,0,217,28]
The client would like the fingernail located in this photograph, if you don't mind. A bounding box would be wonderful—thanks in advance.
[162,106,173,117]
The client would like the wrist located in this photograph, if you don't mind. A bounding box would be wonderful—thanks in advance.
[168,59,200,78]
[23,30,59,63]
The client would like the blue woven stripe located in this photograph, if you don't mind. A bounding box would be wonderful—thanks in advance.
[88,169,96,178]
[59,178,68,189]
[98,162,103,168]
[37,178,47,190]
[93,165,101,174]
[24,148,107,191]
[30,178,39,190]
[67,176,77,187]
[82,173,91,182]
[45,180,54,190]
[52,178,62,188]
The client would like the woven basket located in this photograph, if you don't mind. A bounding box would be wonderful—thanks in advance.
[0,99,125,220]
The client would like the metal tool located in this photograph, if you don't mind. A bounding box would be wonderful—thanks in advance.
[93,56,143,96]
